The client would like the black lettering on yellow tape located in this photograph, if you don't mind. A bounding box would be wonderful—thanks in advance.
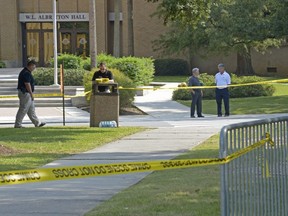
[0,134,272,187]
[0,171,40,184]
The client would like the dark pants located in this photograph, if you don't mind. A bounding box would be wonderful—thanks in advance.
[216,88,229,116]
[191,92,202,117]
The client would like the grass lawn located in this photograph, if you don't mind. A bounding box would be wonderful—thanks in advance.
[179,95,288,115]
[178,83,288,115]
[0,127,145,172]
[272,83,288,96]
[86,134,220,216]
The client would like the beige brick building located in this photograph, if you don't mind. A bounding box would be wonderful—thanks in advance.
[0,0,287,76]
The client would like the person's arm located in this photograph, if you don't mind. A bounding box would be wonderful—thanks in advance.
[24,82,34,101]
[108,71,114,82]
[92,72,96,81]
[188,77,195,94]
[227,73,231,85]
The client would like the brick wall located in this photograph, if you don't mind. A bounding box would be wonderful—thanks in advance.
[0,0,20,67]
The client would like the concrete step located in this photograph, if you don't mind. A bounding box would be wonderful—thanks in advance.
[0,81,18,87]
[0,98,72,107]
[0,86,85,96]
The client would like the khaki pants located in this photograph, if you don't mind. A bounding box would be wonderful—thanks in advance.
[14,91,40,127]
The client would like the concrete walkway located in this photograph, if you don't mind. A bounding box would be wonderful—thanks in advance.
[0,75,287,215]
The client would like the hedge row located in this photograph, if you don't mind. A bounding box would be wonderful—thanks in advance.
[93,53,155,86]
[33,67,136,108]
[172,73,275,100]
[154,58,190,76]
[33,68,87,86]
[50,53,155,86]
[0,60,6,68]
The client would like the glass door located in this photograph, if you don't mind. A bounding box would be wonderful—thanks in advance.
[60,32,72,54]
[27,32,40,64]
[76,33,89,57]
[43,32,54,66]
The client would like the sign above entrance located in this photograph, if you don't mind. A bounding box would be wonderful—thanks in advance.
[19,13,89,22]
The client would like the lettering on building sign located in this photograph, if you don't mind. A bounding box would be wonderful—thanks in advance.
[19,13,89,22]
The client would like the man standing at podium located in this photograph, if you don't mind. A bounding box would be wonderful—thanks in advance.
[92,62,114,92]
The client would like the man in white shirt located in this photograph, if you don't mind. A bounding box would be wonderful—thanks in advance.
[215,63,231,117]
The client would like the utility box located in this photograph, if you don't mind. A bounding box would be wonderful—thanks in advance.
[90,81,119,127]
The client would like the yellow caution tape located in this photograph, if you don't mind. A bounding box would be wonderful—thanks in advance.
[0,78,287,99]
[0,133,273,186]
[119,78,288,90]
[0,95,18,99]
[34,93,63,98]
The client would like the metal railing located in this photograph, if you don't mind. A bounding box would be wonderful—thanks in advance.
[220,116,288,216]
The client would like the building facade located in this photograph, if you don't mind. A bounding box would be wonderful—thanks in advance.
[0,0,166,67]
[0,0,287,76]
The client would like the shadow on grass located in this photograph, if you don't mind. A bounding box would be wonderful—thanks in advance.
[0,127,117,143]
[0,152,70,172]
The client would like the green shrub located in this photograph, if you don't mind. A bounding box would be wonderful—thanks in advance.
[50,53,82,69]
[34,67,87,86]
[97,53,117,66]
[172,73,275,100]
[172,89,191,100]
[0,60,6,68]
[111,56,154,86]
[81,57,91,71]
[86,54,154,86]
[228,74,275,98]
[154,59,190,76]
[84,68,136,108]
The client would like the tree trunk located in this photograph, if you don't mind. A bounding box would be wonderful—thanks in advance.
[113,0,121,57]
[236,48,255,75]
[89,0,97,68]
[127,0,134,56]
[188,46,193,73]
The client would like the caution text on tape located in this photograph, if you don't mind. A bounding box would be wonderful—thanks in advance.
[0,133,274,186]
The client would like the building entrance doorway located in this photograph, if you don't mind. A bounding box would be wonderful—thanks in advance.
[59,22,89,57]
[24,23,53,66]
[23,22,89,67]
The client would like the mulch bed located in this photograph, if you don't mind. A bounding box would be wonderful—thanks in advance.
[0,144,18,155]
[81,106,146,116]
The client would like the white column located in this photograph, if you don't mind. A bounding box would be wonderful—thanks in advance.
[53,0,58,85]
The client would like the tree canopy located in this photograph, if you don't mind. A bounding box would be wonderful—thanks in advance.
[147,0,288,75]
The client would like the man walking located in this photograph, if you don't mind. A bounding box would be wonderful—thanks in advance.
[14,60,46,128]
[188,68,204,118]
[215,63,231,117]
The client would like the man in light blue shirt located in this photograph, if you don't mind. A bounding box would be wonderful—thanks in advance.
[215,63,231,117]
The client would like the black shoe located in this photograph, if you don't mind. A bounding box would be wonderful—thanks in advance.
[198,115,205,118]
[218,114,222,117]
[191,116,195,118]
[224,114,229,117]
[14,126,25,128]
[38,122,46,127]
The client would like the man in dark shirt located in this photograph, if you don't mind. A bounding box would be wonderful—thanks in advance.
[14,60,46,128]
[188,68,204,118]
[92,62,114,92]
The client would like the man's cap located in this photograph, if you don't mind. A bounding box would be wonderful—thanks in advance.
[218,63,225,67]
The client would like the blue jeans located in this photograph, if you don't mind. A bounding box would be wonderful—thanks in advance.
[216,88,229,116]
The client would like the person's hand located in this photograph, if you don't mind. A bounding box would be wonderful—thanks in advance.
[30,93,34,101]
